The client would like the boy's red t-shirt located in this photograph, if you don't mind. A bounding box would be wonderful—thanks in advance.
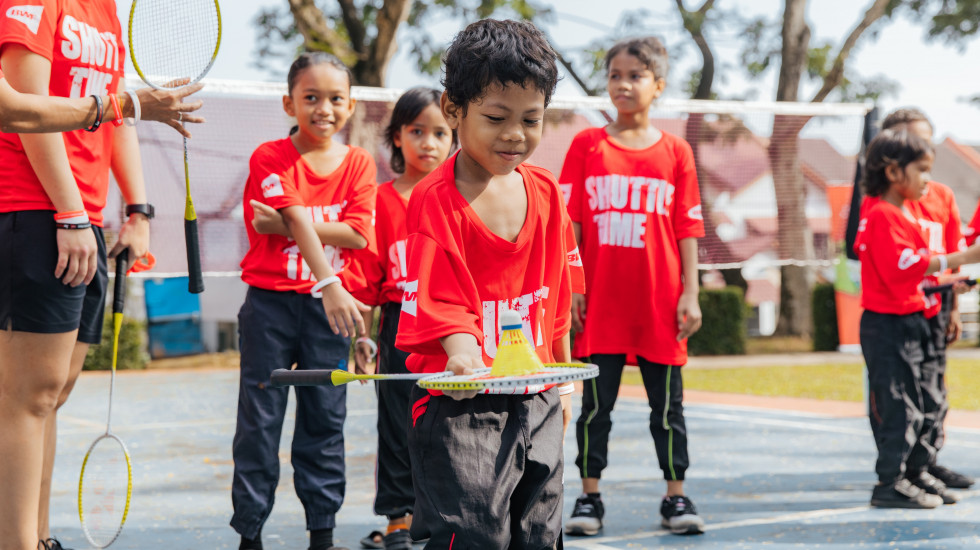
[395,153,585,376]
[855,200,932,315]
[351,181,410,307]
[563,127,704,366]
[240,138,377,294]
[0,0,125,226]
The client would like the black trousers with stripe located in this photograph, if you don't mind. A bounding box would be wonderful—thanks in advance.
[374,301,415,519]
[574,354,689,481]
[861,310,941,484]
[925,290,953,464]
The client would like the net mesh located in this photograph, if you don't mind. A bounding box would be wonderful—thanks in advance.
[128,0,220,88]
[104,79,869,288]
[79,435,131,548]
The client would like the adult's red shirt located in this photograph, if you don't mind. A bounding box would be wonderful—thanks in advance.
[0,0,125,226]
[240,138,377,294]
[351,181,410,307]
[855,200,932,315]
[563,127,704,366]
[395,153,585,378]
[965,201,980,247]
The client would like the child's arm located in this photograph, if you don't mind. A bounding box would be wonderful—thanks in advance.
[676,237,702,341]
[251,199,368,249]
[281,205,368,337]
[552,332,573,435]
[571,221,587,332]
[439,333,483,401]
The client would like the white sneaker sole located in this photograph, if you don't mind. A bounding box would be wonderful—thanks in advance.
[662,515,705,535]
[564,520,602,536]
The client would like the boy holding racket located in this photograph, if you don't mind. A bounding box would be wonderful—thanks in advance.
[562,37,706,537]
[394,19,583,548]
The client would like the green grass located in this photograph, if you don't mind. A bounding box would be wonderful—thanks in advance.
[622,360,980,411]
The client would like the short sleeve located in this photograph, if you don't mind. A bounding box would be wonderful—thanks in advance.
[564,211,585,294]
[247,148,303,211]
[944,194,966,253]
[0,0,58,61]
[395,232,483,356]
[671,137,705,240]
[339,150,378,255]
[561,132,589,223]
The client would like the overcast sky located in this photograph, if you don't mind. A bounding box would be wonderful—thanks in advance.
[119,0,980,145]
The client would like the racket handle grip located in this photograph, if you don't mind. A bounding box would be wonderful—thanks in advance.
[924,278,978,295]
[270,369,335,387]
[184,218,205,294]
[113,249,129,316]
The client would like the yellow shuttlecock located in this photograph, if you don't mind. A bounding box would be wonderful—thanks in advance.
[490,309,545,377]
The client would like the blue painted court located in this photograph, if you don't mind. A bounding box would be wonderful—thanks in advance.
[51,368,980,549]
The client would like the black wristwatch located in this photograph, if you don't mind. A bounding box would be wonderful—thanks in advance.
[125,203,155,220]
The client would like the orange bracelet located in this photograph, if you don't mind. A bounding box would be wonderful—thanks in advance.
[108,93,124,127]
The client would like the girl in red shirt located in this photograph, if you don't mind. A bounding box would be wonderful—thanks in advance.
[563,37,705,537]
[856,128,980,509]
[351,87,454,550]
[232,52,374,550]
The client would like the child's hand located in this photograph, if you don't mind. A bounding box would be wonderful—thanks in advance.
[250,200,291,237]
[571,293,587,333]
[559,391,572,439]
[676,292,702,341]
[947,309,963,344]
[353,339,376,385]
[320,284,370,338]
[442,354,482,400]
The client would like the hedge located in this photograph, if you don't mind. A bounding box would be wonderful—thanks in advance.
[811,282,839,352]
[688,287,747,356]
[83,314,149,371]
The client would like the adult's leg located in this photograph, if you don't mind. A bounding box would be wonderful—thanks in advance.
[0,330,76,550]
[637,358,689,495]
[37,342,88,540]
[574,354,627,489]
[293,294,349,532]
[230,288,296,540]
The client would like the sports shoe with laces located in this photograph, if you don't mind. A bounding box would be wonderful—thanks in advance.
[660,495,705,535]
[564,494,604,536]
[928,464,975,489]
[870,478,943,509]
[908,470,959,504]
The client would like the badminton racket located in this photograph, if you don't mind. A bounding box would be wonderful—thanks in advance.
[417,363,598,394]
[78,250,133,548]
[128,0,222,294]
[270,368,429,387]
[924,278,978,295]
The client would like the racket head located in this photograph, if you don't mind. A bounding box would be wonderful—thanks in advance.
[78,433,133,548]
[128,0,222,90]
[417,363,598,393]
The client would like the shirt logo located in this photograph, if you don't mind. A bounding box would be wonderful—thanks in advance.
[401,280,418,317]
[688,205,703,221]
[6,5,43,34]
[897,248,921,271]
[567,246,582,267]
[261,174,284,198]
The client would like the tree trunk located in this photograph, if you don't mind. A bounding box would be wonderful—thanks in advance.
[772,0,812,337]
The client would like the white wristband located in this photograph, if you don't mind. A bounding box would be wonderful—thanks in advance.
[311,275,342,297]
[558,382,576,396]
[356,337,378,358]
[123,90,141,126]
[937,255,947,274]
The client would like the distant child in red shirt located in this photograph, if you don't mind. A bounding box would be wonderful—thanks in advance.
[862,109,975,495]
[394,19,583,548]
[232,52,375,550]
[351,87,455,550]
[562,37,705,537]
[855,128,980,509]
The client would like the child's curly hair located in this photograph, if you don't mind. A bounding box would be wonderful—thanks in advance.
[605,37,669,81]
[862,128,932,197]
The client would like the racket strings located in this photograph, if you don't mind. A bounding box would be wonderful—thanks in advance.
[80,436,132,548]
[129,0,220,88]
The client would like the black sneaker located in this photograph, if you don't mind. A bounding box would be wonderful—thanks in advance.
[564,494,604,536]
[40,539,73,550]
[928,464,975,489]
[908,471,959,505]
[660,495,705,535]
[871,478,943,509]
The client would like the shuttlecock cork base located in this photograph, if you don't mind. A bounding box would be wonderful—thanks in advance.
[489,309,545,377]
